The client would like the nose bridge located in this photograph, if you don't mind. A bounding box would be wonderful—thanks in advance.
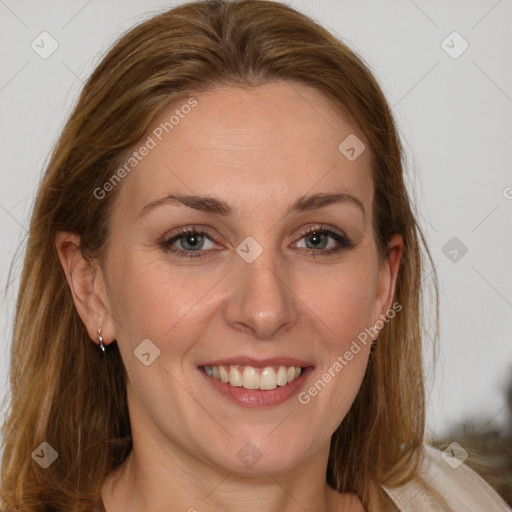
[226,235,298,338]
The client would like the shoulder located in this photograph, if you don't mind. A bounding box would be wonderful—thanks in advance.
[382,443,512,512]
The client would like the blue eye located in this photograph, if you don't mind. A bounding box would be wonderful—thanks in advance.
[295,226,351,255]
[160,225,352,258]
[160,228,215,258]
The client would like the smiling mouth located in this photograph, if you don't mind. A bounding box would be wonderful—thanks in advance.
[201,364,303,390]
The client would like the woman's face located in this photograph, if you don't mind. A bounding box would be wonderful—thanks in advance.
[96,81,402,474]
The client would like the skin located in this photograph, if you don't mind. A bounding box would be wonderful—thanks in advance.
[56,81,402,512]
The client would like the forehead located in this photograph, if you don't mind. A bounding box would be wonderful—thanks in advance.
[115,81,373,219]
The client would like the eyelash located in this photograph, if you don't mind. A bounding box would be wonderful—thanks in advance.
[160,225,353,259]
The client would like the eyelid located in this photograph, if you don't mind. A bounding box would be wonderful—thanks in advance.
[160,225,223,246]
[295,224,350,244]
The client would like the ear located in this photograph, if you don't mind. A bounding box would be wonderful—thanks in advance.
[371,233,403,330]
[55,231,116,347]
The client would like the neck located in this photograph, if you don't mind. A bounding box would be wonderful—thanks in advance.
[101,438,351,512]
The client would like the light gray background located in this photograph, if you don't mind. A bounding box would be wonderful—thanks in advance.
[1,0,511,440]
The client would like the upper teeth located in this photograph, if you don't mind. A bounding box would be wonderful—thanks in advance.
[204,365,302,390]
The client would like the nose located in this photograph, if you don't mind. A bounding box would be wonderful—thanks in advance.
[224,243,299,340]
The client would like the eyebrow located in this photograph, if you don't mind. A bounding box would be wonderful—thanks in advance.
[137,192,365,221]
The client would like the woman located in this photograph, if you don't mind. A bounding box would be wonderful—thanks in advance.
[1,1,510,511]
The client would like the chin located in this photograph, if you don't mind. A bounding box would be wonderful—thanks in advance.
[204,433,315,476]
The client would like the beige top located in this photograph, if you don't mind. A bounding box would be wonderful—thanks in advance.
[383,443,511,511]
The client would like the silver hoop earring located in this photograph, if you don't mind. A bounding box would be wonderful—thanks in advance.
[98,328,106,353]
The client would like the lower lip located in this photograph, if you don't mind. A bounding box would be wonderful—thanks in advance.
[199,367,314,407]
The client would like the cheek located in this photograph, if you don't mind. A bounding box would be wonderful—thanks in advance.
[303,255,377,412]
[299,266,376,426]
[311,259,378,346]
[106,251,222,351]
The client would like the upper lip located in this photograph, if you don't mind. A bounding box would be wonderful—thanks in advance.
[198,356,314,368]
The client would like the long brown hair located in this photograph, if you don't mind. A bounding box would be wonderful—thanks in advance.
[1,1,441,510]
